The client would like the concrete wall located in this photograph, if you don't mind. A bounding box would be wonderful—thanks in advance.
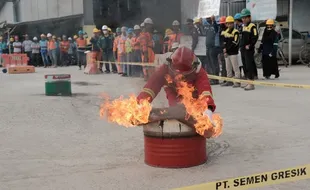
[292,0,310,32]
[17,0,83,22]
[0,2,14,23]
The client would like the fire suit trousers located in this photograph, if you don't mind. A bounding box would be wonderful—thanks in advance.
[243,49,256,80]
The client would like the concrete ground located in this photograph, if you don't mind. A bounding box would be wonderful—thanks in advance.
[0,66,310,190]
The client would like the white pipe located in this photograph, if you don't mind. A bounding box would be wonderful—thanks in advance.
[288,0,293,66]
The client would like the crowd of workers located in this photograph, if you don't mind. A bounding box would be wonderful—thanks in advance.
[0,8,280,90]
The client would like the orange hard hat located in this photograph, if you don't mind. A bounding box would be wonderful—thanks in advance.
[170,46,197,73]
[219,16,227,24]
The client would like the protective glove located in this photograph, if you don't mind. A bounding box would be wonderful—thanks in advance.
[204,109,215,127]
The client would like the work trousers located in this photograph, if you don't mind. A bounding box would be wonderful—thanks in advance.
[205,47,220,76]
[243,49,256,80]
[102,51,117,72]
[41,51,49,66]
[225,54,241,80]
[48,49,57,67]
[123,52,133,76]
[132,50,143,77]
[31,53,40,67]
[25,51,32,65]
[60,52,69,66]
[77,51,86,68]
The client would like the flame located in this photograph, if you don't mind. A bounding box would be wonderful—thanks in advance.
[176,78,223,138]
[100,94,152,127]
[99,75,223,138]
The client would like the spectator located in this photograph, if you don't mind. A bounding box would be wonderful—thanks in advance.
[168,20,184,52]
[22,34,33,64]
[194,18,205,36]
[234,13,245,78]
[56,37,61,66]
[141,18,155,80]
[76,30,88,70]
[39,34,49,67]
[204,15,220,85]
[124,28,134,77]
[152,30,162,54]
[186,18,199,51]
[222,16,241,88]
[8,37,14,54]
[60,35,70,66]
[259,19,280,79]
[0,36,8,65]
[218,16,228,84]
[68,37,77,65]
[240,8,258,90]
[119,26,128,76]
[47,34,58,68]
[131,25,143,77]
[99,25,117,73]
[90,28,102,70]
[13,36,22,54]
[31,37,41,67]
[163,29,172,53]
[113,27,122,74]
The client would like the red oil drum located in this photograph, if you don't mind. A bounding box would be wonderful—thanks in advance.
[143,120,207,168]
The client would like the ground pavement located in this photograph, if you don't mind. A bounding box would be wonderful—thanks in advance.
[0,66,310,190]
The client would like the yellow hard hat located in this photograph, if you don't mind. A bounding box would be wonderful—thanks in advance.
[73,35,78,39]
[266,19,275,25]
[10,37,14,42]
[93,28,100,33]
[0,36,3,40]
[226,16,234,23]
[40,34,45,37]
[165,28,172,35]
[52,35,56,39]
[194,18,201,24]
[108,27,112,32]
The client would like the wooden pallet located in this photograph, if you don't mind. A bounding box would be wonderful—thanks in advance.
[8,66,35,74]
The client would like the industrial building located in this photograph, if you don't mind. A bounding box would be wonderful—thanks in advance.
[0,0,309,36]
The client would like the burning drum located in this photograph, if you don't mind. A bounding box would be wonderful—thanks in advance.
[143,120,207,168]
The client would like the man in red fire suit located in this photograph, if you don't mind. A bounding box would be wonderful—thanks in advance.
[137,47,216,134]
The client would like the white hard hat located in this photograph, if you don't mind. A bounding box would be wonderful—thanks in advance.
[102,25,108,30]
[140,22,145,27]
[134,25,141,30]
[47,33,52,37]
[33,37,38,41]
[144,18,153,24]
[172,20,180,26]
[68,37,72,40]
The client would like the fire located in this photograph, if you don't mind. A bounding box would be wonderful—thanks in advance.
[100,95,152,127]
[176,79,223,138]
[100,75,223,138]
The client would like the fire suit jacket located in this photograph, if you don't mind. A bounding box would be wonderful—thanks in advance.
[137,64,216,111]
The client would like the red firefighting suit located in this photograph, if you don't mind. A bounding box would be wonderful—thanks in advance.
[137,46,216,111]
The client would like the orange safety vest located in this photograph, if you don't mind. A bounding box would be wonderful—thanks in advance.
[76,38,87,48]
[168,32,184,51]
[47,39,56,50]
[60,41,70,52]
[140,32,155,63]
[117,36,127,54]
[131,36,141,50]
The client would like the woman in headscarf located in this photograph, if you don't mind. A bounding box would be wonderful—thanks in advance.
[259,19,280,79]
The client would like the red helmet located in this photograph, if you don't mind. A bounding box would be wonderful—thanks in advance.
[169,46,198,74]
[219,16,227,24]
